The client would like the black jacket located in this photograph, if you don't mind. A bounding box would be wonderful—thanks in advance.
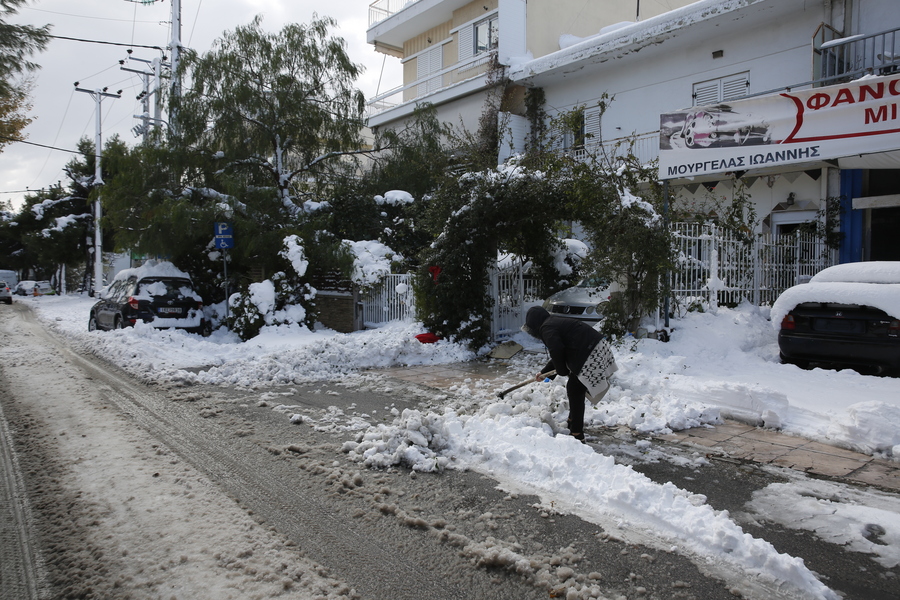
[524,306,602,377]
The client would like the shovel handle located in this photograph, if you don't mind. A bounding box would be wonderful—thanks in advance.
[496,370,556,399]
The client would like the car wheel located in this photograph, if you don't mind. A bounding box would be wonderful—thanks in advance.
[4,298,11,305]
[88,314,98,332]
[200,320,213,337]
[114,316,124,330]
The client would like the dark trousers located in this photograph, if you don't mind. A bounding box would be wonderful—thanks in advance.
[566,375,587,433]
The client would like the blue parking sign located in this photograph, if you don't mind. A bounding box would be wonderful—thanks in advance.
[215,222,234,249]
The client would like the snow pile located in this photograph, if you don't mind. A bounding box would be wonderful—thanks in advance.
[110,259,193,282]
[342,395,836,599]
[374,190,415,205]
[280,234,309,277]
[771,262,900,325]
[343,239,398,287]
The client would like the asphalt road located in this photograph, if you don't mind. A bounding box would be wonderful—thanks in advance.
[1,303,898,599]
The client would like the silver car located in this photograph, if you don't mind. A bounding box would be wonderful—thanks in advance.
[0,281,12,304]
[542,277,621,321]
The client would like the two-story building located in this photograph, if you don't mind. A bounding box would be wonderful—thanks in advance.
[366,0,900,263]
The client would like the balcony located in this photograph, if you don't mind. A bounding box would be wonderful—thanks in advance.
[368,0,473,51]
[366,51,494,124]
[368,0,419,27]
[815,25,900,85]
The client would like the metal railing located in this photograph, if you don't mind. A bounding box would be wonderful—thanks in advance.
[567,131,660,167]
[670,222,837,311]
[369,0,420,28]
[817,26,900,84]
[358,273,415,327]
[367,52,494,119]
[357,227,836,336]
[489,263,544,340]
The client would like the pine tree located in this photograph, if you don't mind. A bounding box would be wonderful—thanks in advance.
[0,0,50,152]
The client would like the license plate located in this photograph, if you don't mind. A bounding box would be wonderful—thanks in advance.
[158,307,182,315]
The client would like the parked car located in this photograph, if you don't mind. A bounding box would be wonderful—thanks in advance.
[542,277,621,321]
[88,263,211,336]
[33,280,55,296]
[772,262,900,374]
[0,281,12,304]
[14,280,36,296]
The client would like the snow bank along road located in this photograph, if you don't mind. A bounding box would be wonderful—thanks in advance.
[0,302,897,599]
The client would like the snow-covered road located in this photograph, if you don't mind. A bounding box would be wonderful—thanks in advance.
[3,295,900,599]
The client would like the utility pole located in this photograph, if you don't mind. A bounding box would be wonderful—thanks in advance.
[124,0,181,134]
[120,50,167,143]
[74,85,121,296]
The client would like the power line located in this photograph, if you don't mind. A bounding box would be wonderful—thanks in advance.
[23,6,161,24]
[48,34,164,52]
[0,135,85,155]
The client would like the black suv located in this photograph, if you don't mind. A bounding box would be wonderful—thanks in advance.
[88,275,212,336]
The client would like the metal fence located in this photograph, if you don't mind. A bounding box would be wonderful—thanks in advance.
[358,273,414,327]
[357,226,836,336]
[670,222,837,311]
[489,263,544,341]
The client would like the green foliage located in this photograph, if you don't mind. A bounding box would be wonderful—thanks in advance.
[0,1,49,150]
[571,149,673,337]
[415,157,569,350]
[228,271,316,341]
[322,106,448,266]
[177,14,366,214]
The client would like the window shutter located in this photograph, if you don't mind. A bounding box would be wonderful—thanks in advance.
[458,25,473,62]
[584,106,602,145]
[417,46,442,96]
[692,80,720,106]
[722,72,749,101]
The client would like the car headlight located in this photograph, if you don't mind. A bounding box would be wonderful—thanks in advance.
[584,306,596,315]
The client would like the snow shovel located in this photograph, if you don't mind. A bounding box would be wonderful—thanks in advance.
[496,370,556,399]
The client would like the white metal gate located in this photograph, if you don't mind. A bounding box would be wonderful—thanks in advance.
[489,262,543,341]
[670,223,837,310]
[359,273,414,327]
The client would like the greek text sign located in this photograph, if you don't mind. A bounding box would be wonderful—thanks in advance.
[659,73,900,179]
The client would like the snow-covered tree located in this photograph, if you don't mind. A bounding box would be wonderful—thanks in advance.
[177,14,366,216]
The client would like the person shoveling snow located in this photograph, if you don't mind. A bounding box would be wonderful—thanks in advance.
[521,306,618,441]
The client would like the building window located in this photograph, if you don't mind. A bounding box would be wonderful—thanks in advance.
[474,16,498,55]
[692,72,750,106]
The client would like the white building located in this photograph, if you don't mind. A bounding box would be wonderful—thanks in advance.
[366,0,900,263]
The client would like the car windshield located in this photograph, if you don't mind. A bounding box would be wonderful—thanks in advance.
[137,278,198,300]
[577,276,611,288]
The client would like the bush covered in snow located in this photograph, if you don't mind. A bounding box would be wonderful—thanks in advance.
[228,271,316,340]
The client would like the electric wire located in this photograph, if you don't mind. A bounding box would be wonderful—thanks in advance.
[187,0,204,48]
[48,34,163,51]
[28,89,76,190]
[22,6,159,24]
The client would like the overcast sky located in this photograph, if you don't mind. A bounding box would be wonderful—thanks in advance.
[1,0,401,210]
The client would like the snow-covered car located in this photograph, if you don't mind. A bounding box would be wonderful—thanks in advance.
[88,261,212,337]
[542,277,621,321]
[0,281,12,304]
[772,262,900,373]
[32,280,55,296]
[14,280,36,296]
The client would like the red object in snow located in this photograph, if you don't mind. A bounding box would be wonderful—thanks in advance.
[415,333,441,344]
[428,266,441,283]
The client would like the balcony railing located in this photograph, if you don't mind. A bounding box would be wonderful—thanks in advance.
[562,131,660,167]
[369,0,420,28]
[366,51,493,119]
[817,26,900,85]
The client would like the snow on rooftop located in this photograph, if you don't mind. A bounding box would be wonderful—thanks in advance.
[509,0,775,82]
